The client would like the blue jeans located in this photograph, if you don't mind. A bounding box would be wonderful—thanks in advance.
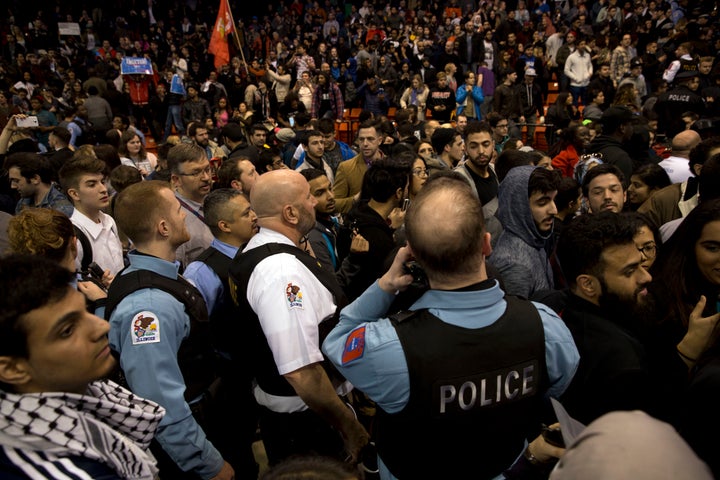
[164,105,184,141]
[569,85,586,107]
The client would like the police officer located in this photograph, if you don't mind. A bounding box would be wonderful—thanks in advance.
[654,70,705,138]
[108,180,234,480]
[229,169,369,465]
[322,175,580,479]
[184,188,259,478]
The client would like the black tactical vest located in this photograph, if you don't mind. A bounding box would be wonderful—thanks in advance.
[376,296,549,479]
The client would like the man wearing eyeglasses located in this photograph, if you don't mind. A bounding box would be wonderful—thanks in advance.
[487,111,510,154]
[555,211,657,425]
[169,143,215,267]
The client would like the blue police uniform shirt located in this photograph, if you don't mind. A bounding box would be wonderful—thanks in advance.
[184,238,239,315]
[107,252,224,479]
[322,279,580,480]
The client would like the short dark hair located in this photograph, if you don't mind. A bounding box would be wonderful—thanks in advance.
[256,148,281,173]
[361,157,411,203]
[299,168,326,183]
[188,122,207,137]
[3,152,54,184]
[357,118,381,135]
[114,113,130,129]
[495,150,534,183]
[216,157,246,188]
[528,166,561,197]
[250,123,268,135]
[431,128,459,154]
[203,188,244,236]
[316,118,335,135]
[397,121,415,139]
[689,136,720,175]
[167,143,206,174]
[557,211,638,288]
[582,163,625,197]
[301,129,323,146]
[631,163,671,192]
[464,119,493,137]
[58,156,108,196]
[109,165,143,193]
[485,112,507,129]
[50,126,71,144]
[0,255,74,363]
[555,177,581,212]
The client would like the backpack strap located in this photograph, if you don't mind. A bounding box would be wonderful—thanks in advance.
[105,269,209,324]
[73,225,93,272]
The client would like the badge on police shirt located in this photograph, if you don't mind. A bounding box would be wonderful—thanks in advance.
[131,311,160,345]
[286,282,304,309]
[342,326,366,365]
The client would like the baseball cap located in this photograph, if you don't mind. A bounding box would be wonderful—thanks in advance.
[275,128,296,143]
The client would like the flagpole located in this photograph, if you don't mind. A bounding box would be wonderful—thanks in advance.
[225,0,250,77]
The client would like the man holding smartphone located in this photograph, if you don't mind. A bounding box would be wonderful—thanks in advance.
[337,158,411,302]
[28,96,58,151]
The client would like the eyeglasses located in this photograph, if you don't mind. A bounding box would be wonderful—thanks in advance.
[496,123,509,128]
[637,243,657,259]
[412,168,428,177]
[178,166,213,178]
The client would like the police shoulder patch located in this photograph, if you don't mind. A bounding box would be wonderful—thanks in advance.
[131,311,160,345]
[342,326,366,365]
[286,282,304,309]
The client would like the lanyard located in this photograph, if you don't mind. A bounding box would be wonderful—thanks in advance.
[176,196,204,222]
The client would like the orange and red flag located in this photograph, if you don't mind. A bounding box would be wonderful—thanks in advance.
[209,0,235,70]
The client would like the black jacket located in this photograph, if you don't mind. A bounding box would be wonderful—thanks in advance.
[337,201,395,301]
[559,294,652,425]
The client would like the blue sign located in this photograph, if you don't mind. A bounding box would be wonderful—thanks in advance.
[170,74,186,96]
[121,57,153,75]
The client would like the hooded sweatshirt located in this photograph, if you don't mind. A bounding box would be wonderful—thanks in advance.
[489,165,554,298]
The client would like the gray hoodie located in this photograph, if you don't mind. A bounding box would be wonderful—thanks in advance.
[489,165,554,298]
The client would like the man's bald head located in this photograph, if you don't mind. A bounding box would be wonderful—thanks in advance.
[671,130,702,158]
[250,169,308,219]
[406,175,487,281]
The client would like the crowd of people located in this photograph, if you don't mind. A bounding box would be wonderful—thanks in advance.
[1,0,720,479]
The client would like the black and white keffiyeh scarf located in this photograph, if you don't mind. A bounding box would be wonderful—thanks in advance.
[0,380,165,479]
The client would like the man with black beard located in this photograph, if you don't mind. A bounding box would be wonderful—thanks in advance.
[555,212,654,425]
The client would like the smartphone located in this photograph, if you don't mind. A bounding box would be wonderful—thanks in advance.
[16,116,39,128]
[87,262,105,282]
[402,198,410,212]
[289,116,295,128]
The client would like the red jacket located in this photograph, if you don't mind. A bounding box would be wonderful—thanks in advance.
[551,144,580,178]
[124,75,153,105]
